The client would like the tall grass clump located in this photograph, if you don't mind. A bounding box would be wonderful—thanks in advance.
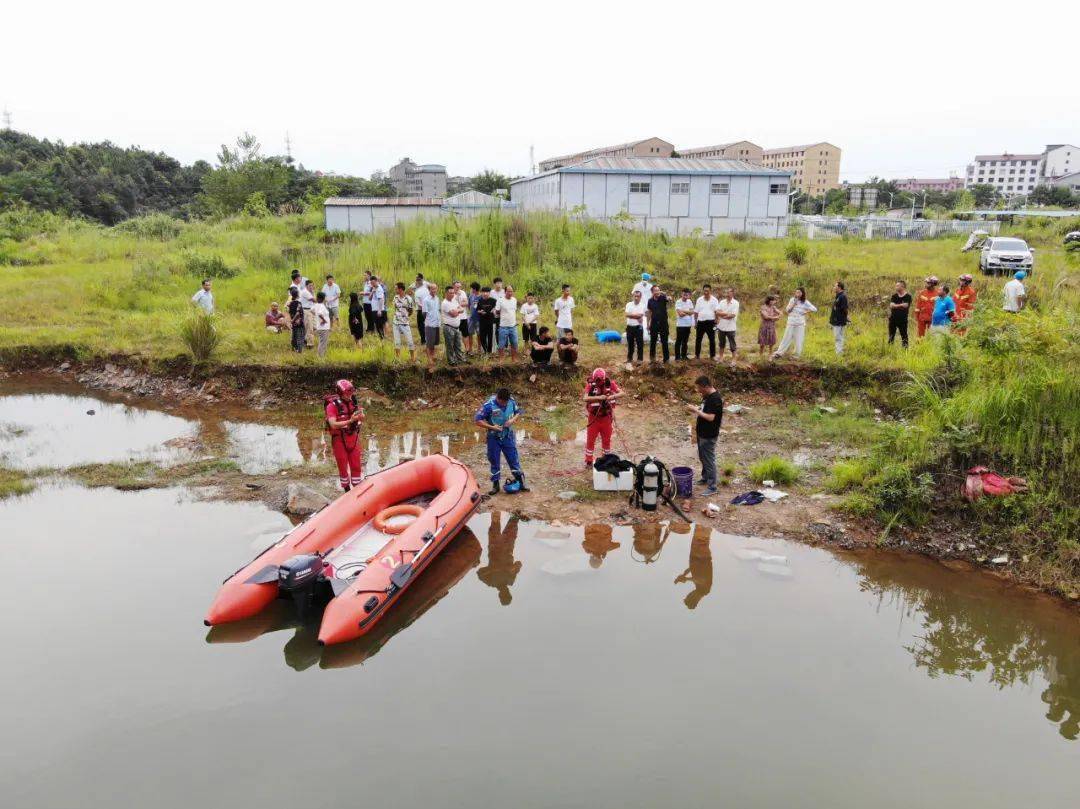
[784,240,808,265]
[180,313,222,363]
[749,456,800,485]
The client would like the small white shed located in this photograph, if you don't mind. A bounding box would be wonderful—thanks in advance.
[323,197,445,234]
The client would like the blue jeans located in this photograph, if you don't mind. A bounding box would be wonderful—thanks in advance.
[497,326,519,350]
[486,431,522,485]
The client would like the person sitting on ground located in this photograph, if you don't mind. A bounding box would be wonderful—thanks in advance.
[557,328,579,365]
[530,326,555,367]
[265,302,287,333]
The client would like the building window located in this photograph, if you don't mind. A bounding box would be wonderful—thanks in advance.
[671,182,690,194]
[629,182,651,193]
[710,182,730,194]
[769,183,789,194]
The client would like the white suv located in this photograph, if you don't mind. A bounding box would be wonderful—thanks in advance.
[979,237,1034,276]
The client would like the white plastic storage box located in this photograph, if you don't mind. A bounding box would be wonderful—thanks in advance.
[593,468,634,491]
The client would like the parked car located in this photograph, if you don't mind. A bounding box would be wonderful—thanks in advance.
[979,237,1034,276]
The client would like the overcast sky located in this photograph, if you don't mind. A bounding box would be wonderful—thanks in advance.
[5,0,1076,182]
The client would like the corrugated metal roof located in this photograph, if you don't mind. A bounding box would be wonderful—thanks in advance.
[540,137,672,165]
[513,156,790,181]
[323,197,443,207]
[762,142,839,155]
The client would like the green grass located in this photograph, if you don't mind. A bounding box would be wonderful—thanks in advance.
[749,456,801,485]
[0,467,34,499]
[826,459,872,492]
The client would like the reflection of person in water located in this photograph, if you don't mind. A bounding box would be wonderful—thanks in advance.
[582,524,621,569]
[674,527,713,609]
[631,523,668,564]
[477,512,522,606]
[1043,656,1080,741]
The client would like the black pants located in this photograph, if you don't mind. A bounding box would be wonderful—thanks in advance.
[363,303,375,333]
[522,323,538,345]
[417,310,426,345]
[626,325,644,362]
[718,330,736,353]
[650,328,670,362]
[674,326,691,359]
[291,324,305,353]
[478,320,495,353]
[888,319,909,348]
[695,321,715,358]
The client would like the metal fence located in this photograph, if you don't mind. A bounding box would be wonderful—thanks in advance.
[789,215,1000,241]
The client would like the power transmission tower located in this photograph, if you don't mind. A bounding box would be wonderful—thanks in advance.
[284,131,293,163]
[1,108,12,130]
[529,144,535,175]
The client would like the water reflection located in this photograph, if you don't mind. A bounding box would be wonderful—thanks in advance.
[582,524,620,568]
[674,525,713,609]
[849,552,1080,741]
[477,512,522,606]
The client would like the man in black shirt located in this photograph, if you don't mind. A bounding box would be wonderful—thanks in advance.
[530,326,555,366]
[829,280,849,355]
[557,329,579,365]
[646,284,670,364]
[475,287,498,353]
[684,374,722,494]
[888,280,912,348]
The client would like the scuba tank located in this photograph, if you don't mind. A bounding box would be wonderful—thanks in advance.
[641,459,660,511]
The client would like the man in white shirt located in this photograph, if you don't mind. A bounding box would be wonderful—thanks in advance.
[413,275,430,345]
[453,281,472,353]
[624,289,647,364]
[496,285,520,360]
[313,292,332,356]
[191,279,214,314]
[553,284,575,339]
[633,273,654,339]
[715,287,740,364]
[674,288,695,360]
[440,288,465,366]
[300,280,317,348]
[694,284,719,359]
[422,282,441,370]
[288,269,307,298]
[520,292,540,345]
[370,276,387,339]
[321,275,342,326]
[1003,271,1027,313]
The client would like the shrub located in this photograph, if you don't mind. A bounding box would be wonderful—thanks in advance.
[836,492,875,518]
[180,313,222,363]
[114,214,183,241]
[749,456,800,485]
[182,250,239,279]
[131,258,174,290]
[784,240,808,265]
[871,463,934,523]
[826,460,871,492]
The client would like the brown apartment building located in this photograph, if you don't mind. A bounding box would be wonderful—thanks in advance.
[678,140,763,163]
[760,142,841,196]
[538,137,673,172]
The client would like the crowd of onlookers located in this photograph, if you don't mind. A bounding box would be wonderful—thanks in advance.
[191,267,1029,367]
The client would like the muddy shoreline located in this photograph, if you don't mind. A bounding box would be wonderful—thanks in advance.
[1,357,1068,606]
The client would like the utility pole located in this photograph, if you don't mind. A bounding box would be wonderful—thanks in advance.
[529,144,535,176]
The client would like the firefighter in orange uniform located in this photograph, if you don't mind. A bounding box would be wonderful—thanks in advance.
[325,379,364,491]
[914,276,939,338]
[952,274,977,334]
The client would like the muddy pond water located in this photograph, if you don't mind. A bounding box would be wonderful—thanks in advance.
[1,383,1079,808]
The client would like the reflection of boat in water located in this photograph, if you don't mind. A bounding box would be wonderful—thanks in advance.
[206,530,481,671]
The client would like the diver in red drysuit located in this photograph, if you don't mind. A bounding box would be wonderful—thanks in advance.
[325,379,364,491]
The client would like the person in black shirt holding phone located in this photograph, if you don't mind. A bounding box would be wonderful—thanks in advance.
[684,375,723,494]
[646,284,670,364]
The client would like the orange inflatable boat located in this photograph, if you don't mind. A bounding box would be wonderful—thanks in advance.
[204,454,481,645]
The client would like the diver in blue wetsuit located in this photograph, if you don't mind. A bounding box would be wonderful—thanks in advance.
[474,387,529,496]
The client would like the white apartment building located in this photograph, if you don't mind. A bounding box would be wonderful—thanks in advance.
[387,158,448,198]
[965,144,1080,194]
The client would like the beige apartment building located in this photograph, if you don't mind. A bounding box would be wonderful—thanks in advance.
[760,142,841,196]
[678,140,763,163]
[538,137,673,172]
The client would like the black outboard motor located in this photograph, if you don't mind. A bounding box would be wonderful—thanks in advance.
[277,553,328,621]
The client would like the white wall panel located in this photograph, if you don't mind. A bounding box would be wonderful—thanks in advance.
[324,207,350,232]
[727,176,750,217]
[561,173,584,210]
[688,175,711,217]
[605,174,629,216]
[583,175,606,216]
[747,176,770,217]
[650,175,670,217]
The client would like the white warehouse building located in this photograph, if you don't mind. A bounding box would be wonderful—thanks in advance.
[323,192,515,234]
[510,156,792,236]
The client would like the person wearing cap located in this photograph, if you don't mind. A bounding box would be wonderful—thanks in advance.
[583,367,624,467]
[952,274,977,333]
[475,387,528,495]
[633,273,654,342]
[325,379,364,492]
[1003,271,1027,313]
[915,276,939,338]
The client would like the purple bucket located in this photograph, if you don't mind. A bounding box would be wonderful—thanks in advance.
[671,466,694,498]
